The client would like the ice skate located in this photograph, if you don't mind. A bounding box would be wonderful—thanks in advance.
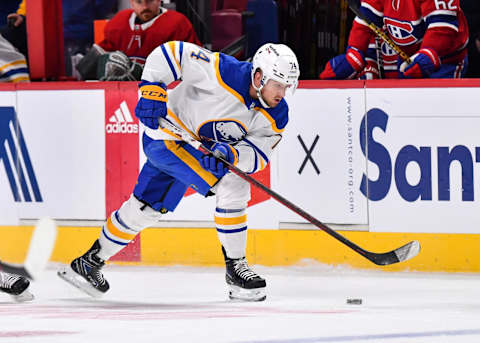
[58,240,109,298]
[0,272,34,302]
[222,247,266,302]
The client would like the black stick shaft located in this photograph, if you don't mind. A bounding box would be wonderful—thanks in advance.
[160,118,420,266]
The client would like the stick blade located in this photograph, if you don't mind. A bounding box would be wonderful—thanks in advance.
[368,240,421,266]
[394,240,421,263]
[23,217,58,280]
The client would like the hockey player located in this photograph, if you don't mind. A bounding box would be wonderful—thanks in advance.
[59,41,300,302]
[76,0,201,80]
[320,0,469,79]
[0,271,33,302]
[0,34,29,82]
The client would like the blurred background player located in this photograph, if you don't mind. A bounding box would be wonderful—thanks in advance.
[0,271,32,302]
[1,0,28,62]
[319,0,469,79]
[75,0,201,81]
[0,32,29,82]
[63,0,117,77]
[59,41,300,302]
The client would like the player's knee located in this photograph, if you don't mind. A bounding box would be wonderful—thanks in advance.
[116,194,163,232]
[214,174,251,209]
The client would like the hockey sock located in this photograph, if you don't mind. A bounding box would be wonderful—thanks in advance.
[98,195,162,260]
[215,207,247,259]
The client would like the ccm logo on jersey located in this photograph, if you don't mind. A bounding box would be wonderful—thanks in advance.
[140,85,168,102]
[106,101,139,134]
[384,18,417,45]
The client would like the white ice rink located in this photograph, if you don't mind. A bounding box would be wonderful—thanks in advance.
[1,263,480,343]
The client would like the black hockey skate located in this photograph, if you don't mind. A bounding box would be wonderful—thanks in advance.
[58,240,109,298]
[0,272,34,302]
[222,246,266,301]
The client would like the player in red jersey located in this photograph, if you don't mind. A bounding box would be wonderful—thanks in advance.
[76,0,201,80]
[320,0,469,79]
[98,0,201,66]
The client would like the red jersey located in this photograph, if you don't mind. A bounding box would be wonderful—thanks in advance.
[98,8,201,65]
[349,0,469,77]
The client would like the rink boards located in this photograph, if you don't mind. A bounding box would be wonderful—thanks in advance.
[1,79,480,272]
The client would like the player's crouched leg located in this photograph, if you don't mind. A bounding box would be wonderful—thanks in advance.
[213,173,266,301]
[58,195,163,298]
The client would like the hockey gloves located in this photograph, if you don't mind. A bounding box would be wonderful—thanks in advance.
[320,47,366,80]
[201,142,238,178]
[134,81,168,129]
[399,48,441,78]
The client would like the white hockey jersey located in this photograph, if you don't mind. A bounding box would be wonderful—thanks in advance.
[141,41,289,174]
[0,34,29,83]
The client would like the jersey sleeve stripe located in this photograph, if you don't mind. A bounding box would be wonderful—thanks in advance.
[425,10,457,17]
[161,44,178,81]
[243,137,269,166]
[426,14,458,29]
[0,59,28,72]
[168,41,181,70]
[361,2,383,17]
[360,3,384,27]
[254,107,285,133]
[7,76,29,83]
[214,53,245,105]
[428,22,459,31]
[179,41,184,66]
[354,17,369,27]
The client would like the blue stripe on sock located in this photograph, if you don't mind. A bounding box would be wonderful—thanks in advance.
[215,207,244,213]
[102,227,129,246]
[114,211,134,232]
[216,226,247,233]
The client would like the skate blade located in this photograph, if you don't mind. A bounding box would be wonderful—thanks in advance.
[11,289,34,303]
[57,267,104,299]
[228,285,266,302]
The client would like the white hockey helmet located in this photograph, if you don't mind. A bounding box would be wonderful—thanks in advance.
[251,43,300,107]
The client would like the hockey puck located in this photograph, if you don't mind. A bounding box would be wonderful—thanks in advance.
[346,298,362,305]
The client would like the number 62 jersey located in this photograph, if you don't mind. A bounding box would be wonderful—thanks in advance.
[349,0,469,74]
[140,41,290,175]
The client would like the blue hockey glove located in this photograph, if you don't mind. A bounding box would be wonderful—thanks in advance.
[134,80,168,129]
[201,142,238,178]
[320,47,366,80]
[399,48,440,78]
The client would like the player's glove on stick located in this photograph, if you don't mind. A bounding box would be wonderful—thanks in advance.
[320,47,366,80]
[134,81,168,129]
[399,48,440,78]
[201,142,238,178]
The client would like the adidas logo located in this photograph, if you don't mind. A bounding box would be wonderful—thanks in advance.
[106,101,138,134]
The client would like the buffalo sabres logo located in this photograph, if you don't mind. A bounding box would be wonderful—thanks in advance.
[384,17,418,45]
[198,120,247,144]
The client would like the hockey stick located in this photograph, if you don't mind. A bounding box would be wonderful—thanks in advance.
[0,217,57,279]
[347,0,412,64]
[159,118,420,266]
[374,36,385,79]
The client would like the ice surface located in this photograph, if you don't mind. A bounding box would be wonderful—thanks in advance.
[1,263,479,343]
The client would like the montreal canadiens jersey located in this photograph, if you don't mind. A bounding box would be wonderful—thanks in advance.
[141,41,289,175]
[349,0,469,75]
[98,9,201,66]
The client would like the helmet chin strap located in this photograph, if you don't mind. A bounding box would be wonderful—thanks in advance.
[256,88,270,108]
[252,77,270,108]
